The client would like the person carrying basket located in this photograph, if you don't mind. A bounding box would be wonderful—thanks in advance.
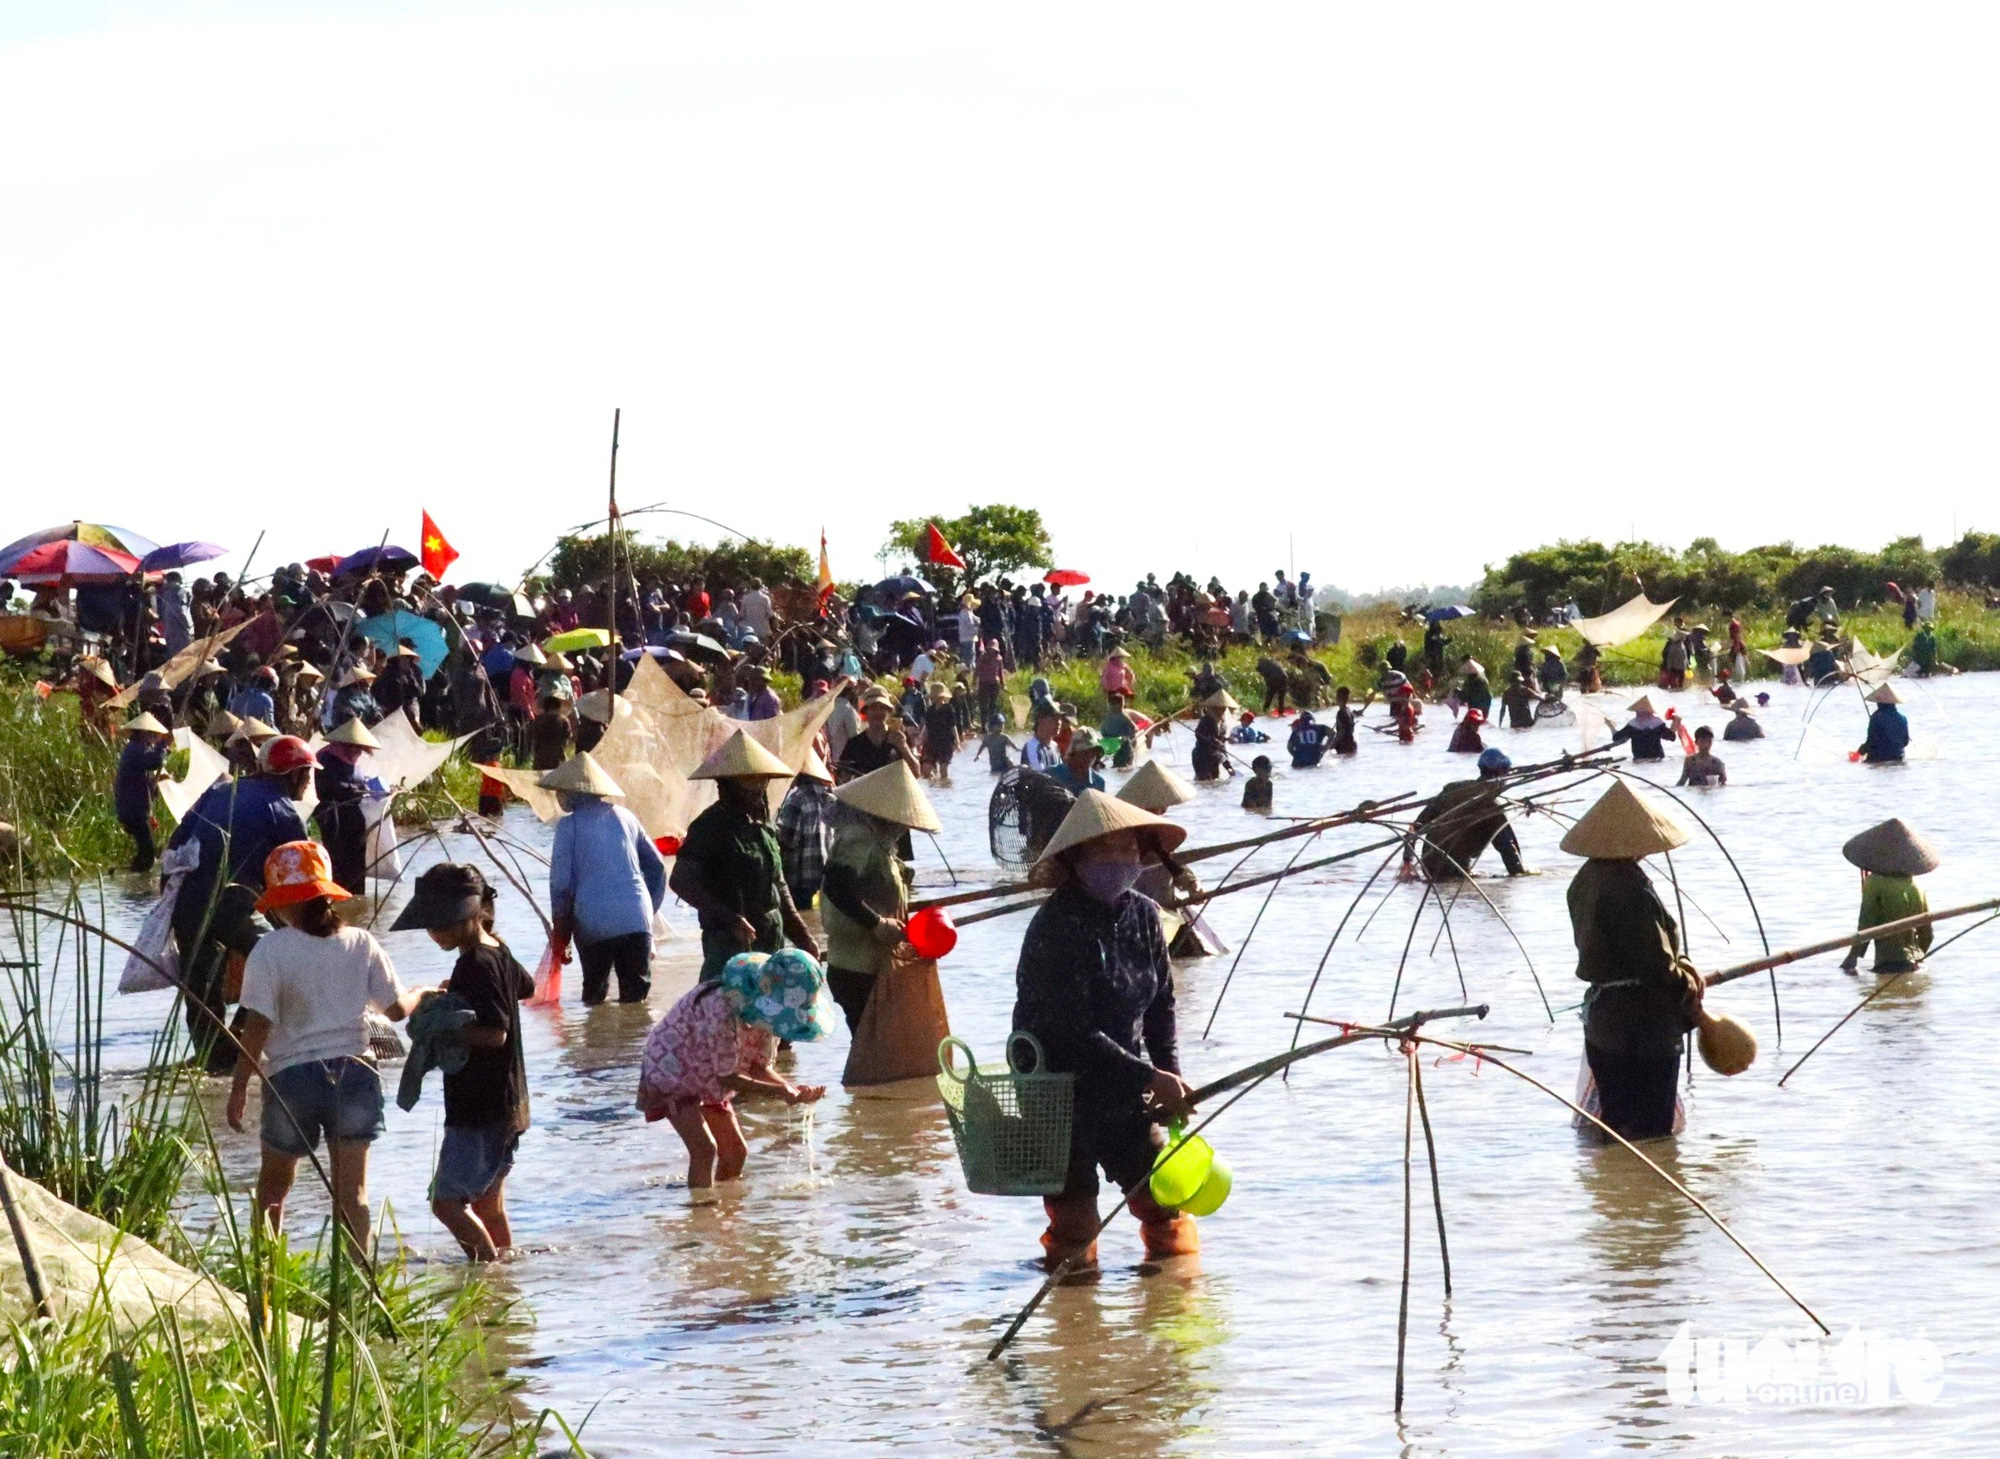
[1011,791,1201,1276]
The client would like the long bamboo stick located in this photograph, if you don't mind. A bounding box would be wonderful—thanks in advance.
[1703,898,2000,988]
[0,1152,51,1320]
[983,1002,1489,1363]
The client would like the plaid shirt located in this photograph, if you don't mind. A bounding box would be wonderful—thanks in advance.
[775,779,837,906]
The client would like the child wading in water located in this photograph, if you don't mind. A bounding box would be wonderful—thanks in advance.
[638,950,830,1188]
[394,863,535,1262]
[1241,755,1274,811]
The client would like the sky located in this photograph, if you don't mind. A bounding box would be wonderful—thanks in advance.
[5,3,1998,596]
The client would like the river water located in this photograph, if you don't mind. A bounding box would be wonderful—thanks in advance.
[50,675,2000,1455]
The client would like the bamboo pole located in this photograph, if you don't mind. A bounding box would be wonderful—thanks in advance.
[984,1002,1489,1363]
[1778,910,2000,1087]
[0,1152,52,1320]
[1407,1033,1828,1336]
[1703,898,2000,989]
[1394,1049,1415,1413]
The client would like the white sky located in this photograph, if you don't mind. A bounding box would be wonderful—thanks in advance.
[4,3,1997,595]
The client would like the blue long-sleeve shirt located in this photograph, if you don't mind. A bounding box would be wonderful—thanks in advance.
[548,798,668,943]
[166,774,309,914]
[227,686,275,723]
[1862,706,1910,763]
[114,738,167,821]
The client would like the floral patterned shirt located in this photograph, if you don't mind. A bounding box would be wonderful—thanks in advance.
[637,984,775,1117]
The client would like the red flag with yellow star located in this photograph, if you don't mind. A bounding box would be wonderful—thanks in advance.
[420,511,459,579]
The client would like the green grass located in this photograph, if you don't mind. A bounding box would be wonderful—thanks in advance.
[940,591,2000,728]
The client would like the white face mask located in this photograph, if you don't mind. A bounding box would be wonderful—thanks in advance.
[1076,844,1143,903]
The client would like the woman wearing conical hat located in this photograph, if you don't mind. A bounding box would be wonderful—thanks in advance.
[112,713,171,873]
[819,761,940,1033]
[1856,684,1910,764]
[669,730,822,988]
[1610,696,1675,763]
[1118,761,1226,958]
[1562,780,1705,1140]
[1014,791,1201,1273]
[1838,820,1938,974]
[543,751,669,1004]
[313,718,381,895]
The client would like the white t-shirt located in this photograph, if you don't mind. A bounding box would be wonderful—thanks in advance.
[239,926,408,1075]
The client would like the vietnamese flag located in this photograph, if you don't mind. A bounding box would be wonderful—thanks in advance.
[420,511,459,579]
[923,521,965,570]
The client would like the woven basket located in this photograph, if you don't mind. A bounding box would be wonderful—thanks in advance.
[937,1033,1074,1196]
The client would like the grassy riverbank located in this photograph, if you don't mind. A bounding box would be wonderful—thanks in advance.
[0,661,486,884]
[1000,592,2000,726]
[0,897,579,1457]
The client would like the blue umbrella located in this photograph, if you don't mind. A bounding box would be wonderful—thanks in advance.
[1280,628,1314,647]
[357,610,448,678]
[621,645,688,663]
[138,541,229,572]
[875,574,935,597]
[1425,604,1476,623]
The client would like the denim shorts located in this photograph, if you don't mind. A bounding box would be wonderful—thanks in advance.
[261,1057,386,1157]
[430,1123,519,1203]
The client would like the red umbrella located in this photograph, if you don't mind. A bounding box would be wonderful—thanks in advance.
[9,540,143,584]
[1044,569,1090,587]
[306,554,345,573]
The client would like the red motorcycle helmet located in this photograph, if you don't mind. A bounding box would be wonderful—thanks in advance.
[259,735,319,775]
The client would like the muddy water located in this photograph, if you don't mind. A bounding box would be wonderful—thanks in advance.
[58,676,2000,1453]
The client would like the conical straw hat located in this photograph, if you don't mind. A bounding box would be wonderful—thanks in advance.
[206,709,242,738]
[325,717,381,749]
[1868,684,1901,705]
[513,642,548,666]
[1463,659,1485,677]
[337,665,375,686]
[690,728,793,781]
[1200,689,1241,713]
[796,746,833,784]
[228,717,278,744]
[1558,779,1690,860]
[83,658,117,686]
[832,761,941,831]
[537,751,625,797]
[576,688,615,723]
[296,662,324,681]
[1841,818,1939,876]
[1627,695,1657,716]
[120,711,168,735]
[1031,789,1188,885]
[1117,759,1195,813]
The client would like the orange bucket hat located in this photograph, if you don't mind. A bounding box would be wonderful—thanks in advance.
[256,840,352,913]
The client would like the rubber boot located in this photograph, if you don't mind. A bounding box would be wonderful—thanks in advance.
[1040,1196,1101,1277]
[1138,1212,1200,1259]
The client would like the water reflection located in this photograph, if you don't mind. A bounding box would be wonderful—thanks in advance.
[21,673,2000,1451]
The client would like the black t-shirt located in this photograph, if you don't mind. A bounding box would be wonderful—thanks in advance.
[837,729,899,782]
[443,941,535,1131]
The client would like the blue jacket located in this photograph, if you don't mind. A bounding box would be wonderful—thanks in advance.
[166,774,309,913]
[1862,706,1910,763]
[549,798,668,943]
[227,687,275,723]
[114,738,167,821]
[1288,718,1331,768]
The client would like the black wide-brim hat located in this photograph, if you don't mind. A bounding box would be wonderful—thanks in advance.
[390,863,493,931]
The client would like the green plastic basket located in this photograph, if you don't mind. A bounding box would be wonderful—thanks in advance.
[937,1032,1075,1196]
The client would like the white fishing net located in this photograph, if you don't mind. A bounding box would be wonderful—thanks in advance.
[0,1169,244,1336]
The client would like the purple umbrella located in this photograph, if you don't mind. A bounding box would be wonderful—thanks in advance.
[337,545,419,575]
[138,541,229,572]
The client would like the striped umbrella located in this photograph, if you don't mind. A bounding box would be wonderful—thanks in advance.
[7,539,144,584]
[0,522,161,578]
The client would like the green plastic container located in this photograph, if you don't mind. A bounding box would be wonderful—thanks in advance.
[937,1033,1075,1196]
[1149,1123,1233,1215]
